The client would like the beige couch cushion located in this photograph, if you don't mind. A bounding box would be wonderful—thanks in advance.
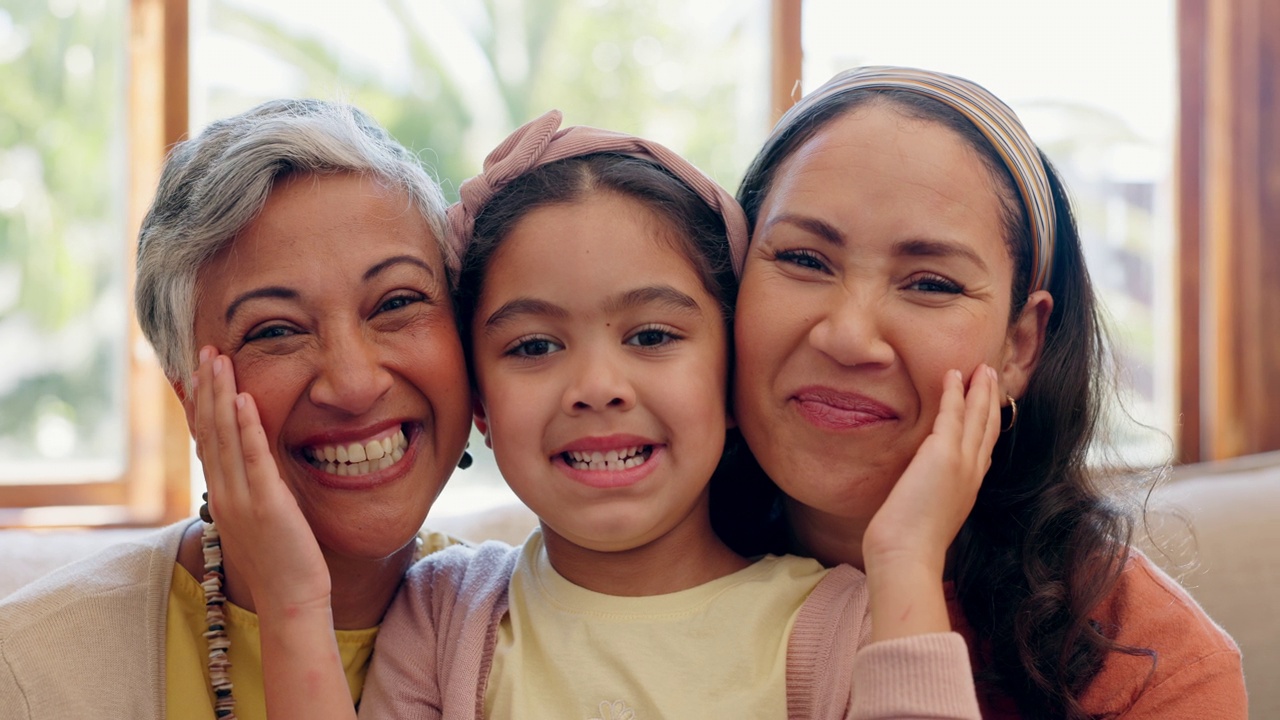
[1140,451,1280,720]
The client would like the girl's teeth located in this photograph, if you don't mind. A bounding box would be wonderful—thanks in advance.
[564,445,651,471]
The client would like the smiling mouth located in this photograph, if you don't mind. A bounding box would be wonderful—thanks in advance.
[304,426,408,477]
[560,445,653,472]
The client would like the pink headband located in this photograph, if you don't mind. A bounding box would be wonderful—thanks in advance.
[446,110,748,277]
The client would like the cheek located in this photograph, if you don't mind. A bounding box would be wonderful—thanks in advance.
[231,357,310,446]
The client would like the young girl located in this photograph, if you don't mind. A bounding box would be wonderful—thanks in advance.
[196,110,1002,719]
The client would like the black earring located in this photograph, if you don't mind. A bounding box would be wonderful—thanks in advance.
[199,491,213,524]
[457,439,473,470]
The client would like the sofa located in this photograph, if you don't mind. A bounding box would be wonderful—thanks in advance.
[2,452,1277,717]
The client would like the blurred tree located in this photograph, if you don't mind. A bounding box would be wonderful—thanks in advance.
[203,0,765,200]
[0,0,127,474]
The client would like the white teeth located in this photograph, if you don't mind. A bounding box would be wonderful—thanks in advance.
[307,428,410,477]
[563,445,651,471]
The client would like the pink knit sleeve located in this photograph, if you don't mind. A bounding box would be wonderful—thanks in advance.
[849,633,981,720]
[358,554,454,720]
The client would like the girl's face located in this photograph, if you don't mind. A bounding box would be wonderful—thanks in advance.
[190,172,472,560]
[471,192,731,557]
[733,104,1049,535]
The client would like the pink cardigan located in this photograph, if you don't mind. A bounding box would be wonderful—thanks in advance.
[360,542,981,719]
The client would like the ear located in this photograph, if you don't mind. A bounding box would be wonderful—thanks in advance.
[172,378,198,439]
[1000,289,1053,400]
[471,396,494,449]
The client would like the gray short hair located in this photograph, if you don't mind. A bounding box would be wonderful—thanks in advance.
[135,98,453,385]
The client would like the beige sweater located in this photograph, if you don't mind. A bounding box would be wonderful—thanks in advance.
[0,519,190,719]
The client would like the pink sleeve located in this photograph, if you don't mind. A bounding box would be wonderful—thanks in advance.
[358,562,446,720]
[850,633,980,720]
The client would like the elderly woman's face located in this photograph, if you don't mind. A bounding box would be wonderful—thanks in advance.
[190,172,471,559]
[734,104,1043,525]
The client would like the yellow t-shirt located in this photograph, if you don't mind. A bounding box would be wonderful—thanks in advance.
[485,532,828,720]
[164,529,456,719]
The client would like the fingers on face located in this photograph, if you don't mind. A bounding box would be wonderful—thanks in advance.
[957,365,999,481]
[235,392,282,498]
[196,346,249,519]
[932,368,966,437]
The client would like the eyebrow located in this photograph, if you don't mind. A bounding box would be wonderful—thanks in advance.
[482,285,703,334]
[763,213,846,247]
[602,285,702,315]
[224,255,436,323]
[224,287,297,324]
[894,238,988,272]
[764,213,989,271]
[483,298,570,332]
[363,254,436,282]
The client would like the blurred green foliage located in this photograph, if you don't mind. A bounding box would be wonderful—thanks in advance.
[0,0,126,472]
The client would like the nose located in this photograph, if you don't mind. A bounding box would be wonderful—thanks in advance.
[808,287,895,368]
[308,327,394,415]
[562,345,636,414]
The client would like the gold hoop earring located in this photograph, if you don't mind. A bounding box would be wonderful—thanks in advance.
[1002,395,1018,432]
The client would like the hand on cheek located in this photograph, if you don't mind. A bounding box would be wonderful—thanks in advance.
[862,364,1001,642]
[193,346,330,616]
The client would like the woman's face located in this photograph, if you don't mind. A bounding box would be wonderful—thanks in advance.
[733,103,1047,529]
[188,172,471,560]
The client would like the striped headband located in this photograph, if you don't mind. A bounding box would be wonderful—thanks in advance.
[447,109,748,277]
[781,66,1055,292]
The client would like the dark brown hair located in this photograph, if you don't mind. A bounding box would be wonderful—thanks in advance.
[720,89,1150,718]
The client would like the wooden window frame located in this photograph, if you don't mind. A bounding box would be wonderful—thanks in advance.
[0,0,191,527]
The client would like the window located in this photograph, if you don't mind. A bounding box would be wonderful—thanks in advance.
[4,0,1275,527]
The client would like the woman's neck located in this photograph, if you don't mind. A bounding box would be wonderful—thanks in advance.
[178,520,416,629]
[785,498,870,570]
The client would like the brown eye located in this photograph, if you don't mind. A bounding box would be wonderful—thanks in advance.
[377,293,424,314]
[908,274,963,294]
[246,324,298,342]
[626,328,678,348]
[506,336,563,358]
[776,249,829,272]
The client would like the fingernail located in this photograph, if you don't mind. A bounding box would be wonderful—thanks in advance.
[235,394,246,410]
[199,346,213,364]
[213,356,223,376]
[190,375,199,391]
[952,369,963,381]
[988,366,997,380]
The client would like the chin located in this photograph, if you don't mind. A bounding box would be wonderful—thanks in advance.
[311,514,423,561]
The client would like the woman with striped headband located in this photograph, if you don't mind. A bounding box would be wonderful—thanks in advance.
[203,108,1013,718]
[719,66,1246,717]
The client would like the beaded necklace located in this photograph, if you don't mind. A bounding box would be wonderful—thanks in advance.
[201,521,237,719]
[198,519,430,719]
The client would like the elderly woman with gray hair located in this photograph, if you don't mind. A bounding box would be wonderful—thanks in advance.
[0,99,473,719]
